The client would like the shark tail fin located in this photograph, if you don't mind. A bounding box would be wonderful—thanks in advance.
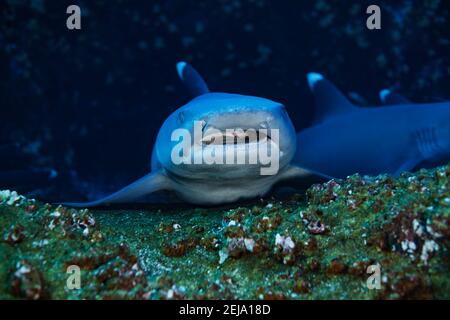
[307,72,356,123]
[379,89,411,105]
[61,171,169,208]
[176,61,210,98]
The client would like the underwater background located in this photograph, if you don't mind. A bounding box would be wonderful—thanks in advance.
[1,0,449,202]
[0,0,449,300]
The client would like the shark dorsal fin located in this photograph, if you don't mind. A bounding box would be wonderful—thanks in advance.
[307,72,356,123]
[379,89,411,105]
[176,61,210,98]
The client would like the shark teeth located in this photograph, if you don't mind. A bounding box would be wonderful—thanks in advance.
[201,129,270,145]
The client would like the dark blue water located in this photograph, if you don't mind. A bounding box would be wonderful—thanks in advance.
[0,0,449,202]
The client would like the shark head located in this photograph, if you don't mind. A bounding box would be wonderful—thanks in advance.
[155,92,297,179]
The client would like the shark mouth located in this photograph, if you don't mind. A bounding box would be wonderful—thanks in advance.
[201,129,272,146]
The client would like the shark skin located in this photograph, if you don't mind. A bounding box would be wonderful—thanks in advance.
[64,62,327,207]
[294,73,450,178]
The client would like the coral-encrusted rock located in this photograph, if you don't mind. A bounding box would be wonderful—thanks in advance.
[379,271,433,299]
[3,224,26,244]
[0,163,449,299]
[274,234,298,265]
[0,190,26,206]
[307,220,327,235]
[163,238,198,257]
[327,259,347,275]
[11,260,46,300]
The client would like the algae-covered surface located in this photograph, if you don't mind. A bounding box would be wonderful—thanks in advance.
[1,164,449,300]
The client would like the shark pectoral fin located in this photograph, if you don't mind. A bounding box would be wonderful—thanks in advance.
[278,165,333,189]
[379,89,411,105]
[176,61,210,98]
[306,72,357,123]
[62,171,171,208]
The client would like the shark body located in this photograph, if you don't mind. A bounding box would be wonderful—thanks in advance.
[64,62,325,207]
[295,73,450,178]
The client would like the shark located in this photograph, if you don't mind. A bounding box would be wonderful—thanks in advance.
[64,62,327,207]
[295,72,450,178]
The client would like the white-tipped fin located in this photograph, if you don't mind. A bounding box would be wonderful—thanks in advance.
[379,89,411,105]
[307,72,324,90]
[379,89,391,103]
[176,61,210,98]
[306,72,356,123]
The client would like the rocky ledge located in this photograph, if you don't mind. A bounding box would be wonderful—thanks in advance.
[1,164,449,299]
